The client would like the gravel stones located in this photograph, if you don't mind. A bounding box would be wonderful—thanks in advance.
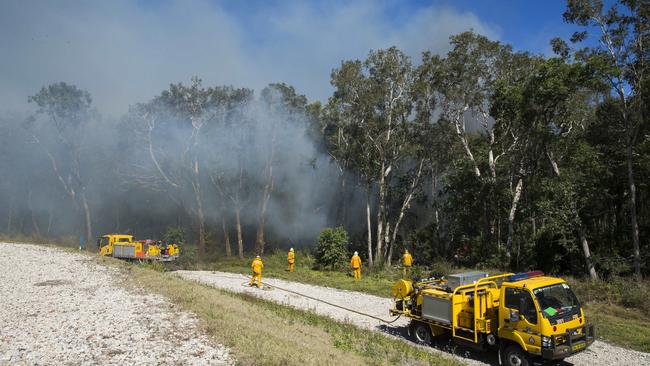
[0,243,232,366]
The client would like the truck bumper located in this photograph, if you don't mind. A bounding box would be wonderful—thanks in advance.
[541,324,595,360]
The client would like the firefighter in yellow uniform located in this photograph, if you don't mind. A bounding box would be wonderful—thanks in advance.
[287,248,295,272]
[402,249,413,276]
[249,255,264,288]
[350,251,362,280]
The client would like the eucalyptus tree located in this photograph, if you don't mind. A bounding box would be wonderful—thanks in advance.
[329,47,427,265]
[254,83,310,254]
[207,87,254,258]
[419,33,538,262]
[126,77,250,257]
[27,82,97,243]
[554,0,649,278]
[326,59,377,264]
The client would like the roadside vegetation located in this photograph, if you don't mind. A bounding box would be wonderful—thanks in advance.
[95,254,461,366]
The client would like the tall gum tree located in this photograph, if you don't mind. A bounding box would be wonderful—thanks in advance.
[329,47,427,265]
[424,32,535,263]
[127,77,249,258]
[28,82,96,244]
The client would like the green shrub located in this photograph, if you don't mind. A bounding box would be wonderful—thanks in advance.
[163,226,186,245]
[315,227,349,270]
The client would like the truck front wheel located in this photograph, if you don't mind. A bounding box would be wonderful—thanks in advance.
[411,322,432,345]
[503,344,530,366]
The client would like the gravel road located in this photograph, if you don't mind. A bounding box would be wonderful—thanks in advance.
[174,270,650,366]
[0,243,232,366]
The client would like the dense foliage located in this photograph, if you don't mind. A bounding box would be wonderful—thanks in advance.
[314,227,350,270]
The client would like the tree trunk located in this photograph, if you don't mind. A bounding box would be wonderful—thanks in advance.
[336,172,348,226]
[506,176,523,267]
[256,141,275,255]
[388,160,424,266]
[81,191,92,247]
[235,206,244,259]
[578,225,598,280]
[256,173,273,255]
[384,221,391,266]
[626,135,642,279]
[366,189,373,266]
[375,162,387,263]
[222,217,232,257]
[192,160,206,258]
[453,111,481,177]
[387,228,395,266]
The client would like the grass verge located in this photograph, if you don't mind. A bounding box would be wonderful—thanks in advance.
[176,251,403,298]
[97,255,461,366]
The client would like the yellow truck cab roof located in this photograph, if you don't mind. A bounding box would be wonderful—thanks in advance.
[505,275,565,290]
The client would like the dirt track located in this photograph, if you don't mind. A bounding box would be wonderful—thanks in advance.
[175,270,650,366]
[0,243,232,365]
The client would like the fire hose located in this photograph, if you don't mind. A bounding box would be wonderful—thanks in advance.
[235,278,403,324]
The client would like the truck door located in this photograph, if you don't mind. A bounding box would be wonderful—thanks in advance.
[500,286,541,354]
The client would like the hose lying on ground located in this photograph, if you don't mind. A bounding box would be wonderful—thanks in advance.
[234,276,402,324]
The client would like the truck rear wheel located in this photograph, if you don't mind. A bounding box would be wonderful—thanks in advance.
[411,322,432,345]
[503,344,529,366]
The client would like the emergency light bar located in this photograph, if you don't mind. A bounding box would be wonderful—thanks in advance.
[506,271,544,282]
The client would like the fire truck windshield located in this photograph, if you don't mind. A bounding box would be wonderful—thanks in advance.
[533,283,580,320]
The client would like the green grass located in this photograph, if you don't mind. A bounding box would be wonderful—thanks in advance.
[567,277,650,352]
[175,250,407,298]
[96,255,460,366]
[584,302,650,352]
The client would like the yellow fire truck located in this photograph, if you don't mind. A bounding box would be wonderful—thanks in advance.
[391,271,594,366]
[98,234,180,262]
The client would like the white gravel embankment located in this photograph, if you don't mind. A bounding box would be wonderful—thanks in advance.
[0,243,232,366]
[174,270,650,366]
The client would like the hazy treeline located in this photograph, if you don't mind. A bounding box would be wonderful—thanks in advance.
[0,1,648,278]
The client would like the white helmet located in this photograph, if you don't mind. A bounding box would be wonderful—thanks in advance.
[290,248,294,252]
[354,251,358,255]
[256,255,260,258]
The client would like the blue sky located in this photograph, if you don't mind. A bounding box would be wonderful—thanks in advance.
[1,0,591,115]
[216,0,578,54]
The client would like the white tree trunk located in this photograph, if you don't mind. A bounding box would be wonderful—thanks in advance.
[222,217,232,257]
[81,191,92,247]
[375,162,386,263]
[626,135,641,279]
[578,225,598,280]
[235,206,243,259]
[366,189,373,266]
[505,176,523,265]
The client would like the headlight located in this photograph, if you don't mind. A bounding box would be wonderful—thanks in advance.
[542,336,552,349]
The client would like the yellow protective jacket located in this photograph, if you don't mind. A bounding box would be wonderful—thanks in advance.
[288,251,295,264]
[252,258,264,274]
[350,255,361,269]
[403,253,413,266]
